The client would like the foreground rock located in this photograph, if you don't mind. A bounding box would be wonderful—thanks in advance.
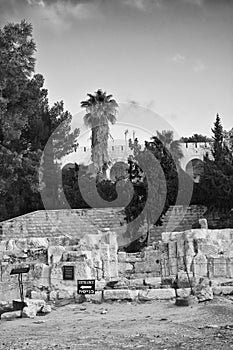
[1,310,21,321]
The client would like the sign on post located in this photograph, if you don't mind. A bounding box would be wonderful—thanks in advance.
[77,280,95,294]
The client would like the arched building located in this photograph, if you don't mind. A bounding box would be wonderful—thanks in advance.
[62,139,213,182]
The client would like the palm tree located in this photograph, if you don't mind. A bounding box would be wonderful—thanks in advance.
[156,130,183,165]
[81,89,118,175]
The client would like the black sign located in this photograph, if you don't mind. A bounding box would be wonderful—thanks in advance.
[10,267,30,275]
[63,266,74,280]
[77,280,95,294]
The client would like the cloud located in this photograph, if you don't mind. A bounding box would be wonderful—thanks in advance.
[182,0,205,5]
[193,59,205,72]
[171,53,186,62]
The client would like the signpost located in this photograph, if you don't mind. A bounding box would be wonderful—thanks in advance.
[77,280,95,295]
[10,266,30,313]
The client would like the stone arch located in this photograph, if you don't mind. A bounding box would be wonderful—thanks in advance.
[185,158,204,183]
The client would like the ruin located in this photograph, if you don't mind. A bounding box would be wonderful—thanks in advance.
[1,207,233,305]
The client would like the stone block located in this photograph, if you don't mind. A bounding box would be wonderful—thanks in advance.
[125,252,144,263]
[1,310,21,320]
[134,260,160,274]
[226,258,233,278]
[177,288,191,298]
[213,286,233,296]
[193,253,208,277]
[48,246,65,264]
[118,252,126,262]
[213,257,227,277]
[103,289,138,301]
[27,238,49,249]
[49,290,57,301]
[129,278,144,288]
[95,280,107,290]
[31,291,41,300]
[118,262,134,275]
[57,290,74,300]
[144,277,161,288]
[22,305,37,319]
[24,298,46,313]
[41,304,52,314]
[138,288,175,301]
[85,291,103,303]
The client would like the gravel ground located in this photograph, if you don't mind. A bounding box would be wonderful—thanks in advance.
[1,297,233,349]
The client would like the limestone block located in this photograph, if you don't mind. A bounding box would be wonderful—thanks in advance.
[138,288,175,301]
[24,298,46,313]
[95,280,107,290]
[118,262,134,275]
[1,310,21,320]
[49,291,58,301]
[134,260,160,274]
[195,285,213,302]
[85,291,103,303]
[144,277,161,288]
[113,278,130,289]
[213,286,233,296]
[193,253,208,277]
[177,288,191,298]
[14,239,28,251]
[213,257,227,277]
[118,252,126,262]
[31,291,42,300]
[33,264,50,288]
[41,304,52,314]
[129,278,144,288]
[199,219,208,230]
[57,290,74,300]
[22,305,37,319]
[125,252,144,263]
[27,238,49,249]
[103,289,138,301]
[226,258,233,278]
[48,246,66,264]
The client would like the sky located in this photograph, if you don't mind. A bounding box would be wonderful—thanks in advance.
[1,0,233,139]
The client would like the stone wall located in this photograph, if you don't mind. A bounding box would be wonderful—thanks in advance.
[161,228,233,282]
[0,231,118,302]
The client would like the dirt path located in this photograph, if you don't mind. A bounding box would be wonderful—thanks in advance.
[1,297,233,349]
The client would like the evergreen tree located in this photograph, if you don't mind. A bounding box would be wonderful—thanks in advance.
[211,113,223,163]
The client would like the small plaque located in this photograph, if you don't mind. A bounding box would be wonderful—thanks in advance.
[63,266,74,280]
[77,280,95,294]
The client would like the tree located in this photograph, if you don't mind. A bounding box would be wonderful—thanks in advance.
[81,89,118,175]
[181,134,212,143]
[211,113,224,163]
[156,130,183,165]
[0,20,79,219]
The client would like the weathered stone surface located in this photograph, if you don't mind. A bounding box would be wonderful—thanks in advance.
[193,253,208,277]
[103,289,138,301]
[138,288,175,301]
[41,304,52,314]
[194,279,213,302]
[118,262,134,274]
[129,278,144,288]
[144,277,161,288]
[57,290,74,300]
[85,291,103,303]
[1,310,21,320]
[213,286,233,296]
[177,288,191,298]
[22,305,37,318]
[118,252,126,262]
[24,298,46,313]
[49,291,57,301]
